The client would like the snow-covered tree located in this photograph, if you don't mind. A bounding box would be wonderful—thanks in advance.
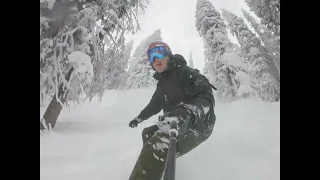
[242,9,279,73]
[244,0,280,38]
[195,0,233,60]
[112,39,134,89]
[125,29,163,89]
[221,48,254,98]
[188,51,194,68]
[40,0,150,130]
[222,9,280,102]
[101,39,134,90]
[195,0,251,101]
[40,91,47,107]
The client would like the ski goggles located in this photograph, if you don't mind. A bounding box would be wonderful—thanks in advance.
[147,46,169,64]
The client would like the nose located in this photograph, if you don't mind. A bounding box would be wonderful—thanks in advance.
[154,58,161,64]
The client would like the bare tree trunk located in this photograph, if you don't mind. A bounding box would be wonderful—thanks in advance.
[40,68,73,130]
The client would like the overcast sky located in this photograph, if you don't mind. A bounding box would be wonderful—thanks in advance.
[125,0,253,72]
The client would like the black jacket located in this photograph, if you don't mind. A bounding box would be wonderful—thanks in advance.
[136,54,215,122]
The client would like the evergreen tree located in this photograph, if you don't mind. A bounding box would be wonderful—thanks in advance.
[126,29,163,89]
[242,9,279,73]
[244,0,280,38]
[195,0,252,101]
[40,0,150,130]
[222,9,280,101]
[188,51,194,68]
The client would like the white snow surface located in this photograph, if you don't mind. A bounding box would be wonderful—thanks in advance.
[40,87,280,180]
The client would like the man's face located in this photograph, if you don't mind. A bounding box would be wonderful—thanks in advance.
[153,56,168,73]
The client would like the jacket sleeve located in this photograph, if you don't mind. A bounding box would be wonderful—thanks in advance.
[178,66,213,96]
[136,85,163,122]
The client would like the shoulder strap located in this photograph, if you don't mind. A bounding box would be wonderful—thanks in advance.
[193,69,218,91]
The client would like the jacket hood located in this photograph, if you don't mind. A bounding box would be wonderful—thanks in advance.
[153,54,187,80]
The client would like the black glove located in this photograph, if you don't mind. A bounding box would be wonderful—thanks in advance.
[129,119,139,128]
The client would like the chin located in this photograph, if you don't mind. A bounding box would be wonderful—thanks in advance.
[154,66,164,72]
[155,68,165,73]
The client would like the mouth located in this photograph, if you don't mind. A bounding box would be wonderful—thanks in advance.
[154,62,166,71]
[154,62,163,67]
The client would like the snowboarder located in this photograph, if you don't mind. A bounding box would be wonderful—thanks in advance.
[128,41,216,180]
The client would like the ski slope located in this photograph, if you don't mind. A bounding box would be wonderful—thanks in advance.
[40,88,280,180]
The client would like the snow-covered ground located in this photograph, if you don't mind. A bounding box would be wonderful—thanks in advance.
[40,88,280,180]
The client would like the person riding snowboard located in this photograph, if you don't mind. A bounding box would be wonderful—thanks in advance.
[128,41,217,180]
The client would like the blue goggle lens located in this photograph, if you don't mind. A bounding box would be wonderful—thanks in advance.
[147,46,168,64]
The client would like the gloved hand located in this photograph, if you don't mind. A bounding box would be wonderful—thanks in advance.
[158,108,195,135]
[129,118,139,128]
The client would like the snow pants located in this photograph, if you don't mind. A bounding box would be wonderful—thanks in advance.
[128,96,216,180]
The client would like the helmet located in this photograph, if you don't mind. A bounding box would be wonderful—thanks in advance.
[147,41,172,55]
